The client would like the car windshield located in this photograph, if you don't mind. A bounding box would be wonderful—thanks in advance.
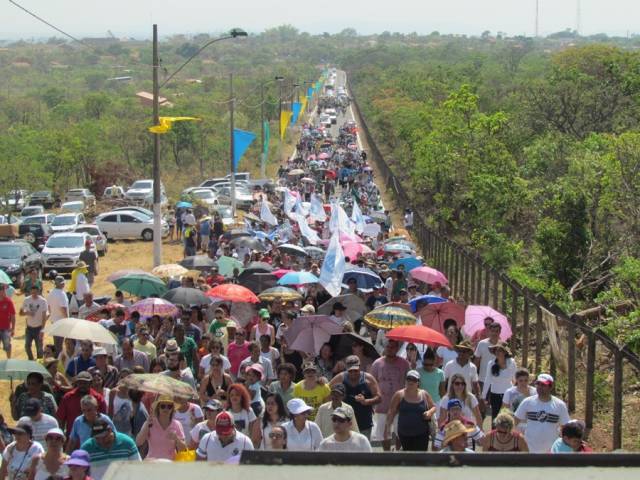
[215,207,232,218]
[131,181,152,189]
[22,216,45,225]
[32,191,49,196]
[46,236,84,248]
[68,190,84,194]
[192,190,214,199]
[0,245,21,259]
[52,216,76,226]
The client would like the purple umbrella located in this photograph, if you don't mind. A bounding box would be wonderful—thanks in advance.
[130,298,179,318]
[283,315,344,355]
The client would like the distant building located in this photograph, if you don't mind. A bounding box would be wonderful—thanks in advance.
[136,91,173,107]
[109,76,133,82]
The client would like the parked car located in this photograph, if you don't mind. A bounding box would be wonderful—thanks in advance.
[103,186,125,199]
[60,201,85,213]
[319,114,331,128]
[212,185,254,210]
[51,213,85,233]
[112,206,154,218]
[0,240,43,288]
[42,232,95,273]
[212,205,235,229]
[74,224,108,257]
[64,189,96,207]
[199,178,228,189]
[125,179,168,206]
[96,210,168,241]
[2,190,28,211]
[18,223,53,251]
[0,215,20,225]
[28,191,56,208]
[20,205,45,217]
[189,189,220,208]
[22,214,56,225]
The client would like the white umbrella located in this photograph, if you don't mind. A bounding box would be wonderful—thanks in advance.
[44,318,119,345]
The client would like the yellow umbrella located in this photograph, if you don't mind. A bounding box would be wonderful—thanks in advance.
[151,264,189,278]
[258,287,303,303]
[364,305,416,330]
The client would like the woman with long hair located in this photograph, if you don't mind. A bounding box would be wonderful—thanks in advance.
[0,422,44,480]
[258,393,288,449]
[226,384,259,440]
[27,428,68,480]
[435,324,460,368]
[481,342,517,424]
[438,373,482,428]
[135,395,186,460]
[314,343,336,381]
[198,356,233,403]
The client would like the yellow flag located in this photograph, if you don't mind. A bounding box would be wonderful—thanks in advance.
[300,96,308,116]
[280,111,292,139]
[149,116,200,134]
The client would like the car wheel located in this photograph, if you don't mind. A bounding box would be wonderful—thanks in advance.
[142,229,153,241]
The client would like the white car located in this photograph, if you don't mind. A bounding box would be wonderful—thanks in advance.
[22,214,56,225]
[42,232,96,273]
[212,185,253,210]
[96,210,169,241]
[103,186,125,199]
[324,108,338,124]
[51,213,85,233]
[60,201,85,213]
[189,189,220,208]
[319,114,331,128]
[74,224,108,256]
[212,206,235,228]
[20,205,45,217]
[64,189,96,207]
[125,179,168,206]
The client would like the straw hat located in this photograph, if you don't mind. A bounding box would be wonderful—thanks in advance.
[442,420,475,446]
[488,341,512,357]
[152,394,175,414]
[454,340,474,354]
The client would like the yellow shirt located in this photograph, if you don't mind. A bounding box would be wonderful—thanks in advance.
[134,340,157,361]
[293,381,331,420]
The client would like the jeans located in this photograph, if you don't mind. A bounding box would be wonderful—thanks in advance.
[25,326,43,360]
[489,391,504,425]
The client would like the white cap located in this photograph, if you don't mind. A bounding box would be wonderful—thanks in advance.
[286,398,313,415]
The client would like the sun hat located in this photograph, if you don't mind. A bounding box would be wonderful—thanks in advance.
[287,398,313,415]
[246,363,264,379]
[488,341,512,357]
[8,421,33,438]
[536,373,554,385]
[93,347,108,356]
[300,304,316,314]
[442,420,474,446]
[406,370,420,381]
[345,355,361,371]
[331,406,352,421]
[454,340,474,354]
[64,449,90,468]
[45,427,66,440]
[215,411,235,435]
[164,339,180,354]
[73,371,92,383]
[152,394,175,413]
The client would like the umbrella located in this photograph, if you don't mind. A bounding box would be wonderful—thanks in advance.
[85,303,127,322]
[368,211,387,222]
[120,373,198,400]
[106,269,149,283]
[364,305,416,330]
[243,212,262,223]
[179,255,216,271]
[463,305,512,341]
[408,295,447,313]
[176,201,192,208]
[342,242,373,259]
[409,266,449,286]
[239,272,278,294]
[390,257,423,271]
[277,244,309,257]
[0,360,51,385]
[283,315,344,355]
[339,232,363,243]
[342,266,383,290]
[151,264,189,278]
[45,318,119,345]
[384,242,414,254]
[242,262,273,274]
[300,177,316,184]
[288,168,305,176]
[317,294,367,322]
[277,271,319,286]
[258,286,303,302]
[417,302,466,333]
[113,274,167,297]
[222,229,252,240]
[304,246,325,259]
[162,287,211,306]
[130,298,179,318]
[271,269,293,279]
[385,325,452,348]
[230,237,265,252]
[362,223,381,238]
[214,256,245,277]
[0,270,12,285]
[329,333,380,361]
[206,284,259,303]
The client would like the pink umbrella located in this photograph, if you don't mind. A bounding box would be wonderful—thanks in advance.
[339,232,363,243]
[130,298,179,318]
[318,152,330,160]
[342,241,373,259]
[463,305,512,341]
[272,269,293,279]
[409,266,449,285]
[417,302,466,334]
[283,315,344,355]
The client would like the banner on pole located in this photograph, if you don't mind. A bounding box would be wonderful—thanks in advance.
[291,102,302,124]
[280,111,292,139]
[263,121,270,155]
[233,128,256,172]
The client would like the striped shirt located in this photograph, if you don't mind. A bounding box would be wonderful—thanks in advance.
[81,432,141,480]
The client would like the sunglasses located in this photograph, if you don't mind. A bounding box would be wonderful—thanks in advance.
[406,377,419,383]
[46,436,63,442]
[159,404,174,410]
[332,417,349,423]
[453,381,466,386]
[269,432,284,439]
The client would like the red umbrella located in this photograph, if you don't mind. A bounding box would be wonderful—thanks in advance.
[417,302,466,334]
[85,303,128,322]
[206,284,259,303]
[385,324,452,348]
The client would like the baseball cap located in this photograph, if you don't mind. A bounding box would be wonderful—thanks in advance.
[331,384,346,396]
[45,428,65,440]
[258,308,270,319]
[93,347,108,356]
[73,371,92,383]
[345,355,361,371]
[447,399,464,410]
[203,399,224,412]
[406,370,420,381]
[215,411,235,435]
[331,406,352,421]
[287,398,313,415]
[302,362,317,373]
[8,421,33,437]
[54,275,65,286]
[536,373,554,385]
[23,398,42,416]
[91,419,111,437]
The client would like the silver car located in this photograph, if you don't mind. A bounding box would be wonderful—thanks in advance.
[74,224,108,257]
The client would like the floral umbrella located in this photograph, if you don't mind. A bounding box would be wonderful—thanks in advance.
[130,298,179,318]
[119,373,198,400]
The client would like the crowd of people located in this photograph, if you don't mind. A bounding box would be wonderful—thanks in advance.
[0,113,593,480]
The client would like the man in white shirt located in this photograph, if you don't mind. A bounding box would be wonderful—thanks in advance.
[474,323,502,390]
[515,373,570,453]
[78,292,101,320]
[20,285,48,360]
[46,276,69,353]
[196,411,254,461]
[318,407,371,452]
[441,341,481,399]
[18,398,59,444]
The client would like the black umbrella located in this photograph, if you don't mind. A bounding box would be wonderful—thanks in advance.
[329,332,380,363]
[231,237,266,252]
[162,287,210,306]
[239,272,278,294]
[243,262,273,273]
[277,243,309,257]
[179,255,216,271]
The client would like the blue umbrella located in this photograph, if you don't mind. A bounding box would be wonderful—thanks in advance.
[390,257,423,271]
[278,271,320,286]
[408,295,447,313]
[384,242,414,254]
[176,201,192,208]
[342,266,383,290]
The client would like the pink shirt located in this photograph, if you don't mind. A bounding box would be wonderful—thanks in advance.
[228,341,251,376]
[370,356,410,414]
[147,419,185,460]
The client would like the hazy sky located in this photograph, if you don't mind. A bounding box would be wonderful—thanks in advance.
[1,0,638,40]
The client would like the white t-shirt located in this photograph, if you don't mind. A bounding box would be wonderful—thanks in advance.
[514,395,570,453]
[503,385,537,412]
[190,421,214,446]
[481,358,517,397]
[46,288,68,323]
[436,347,457,367]
[438,394,479,423]
[173,404,204,445]
[199,354,232,374]
[443,360,478,389]
[74,274,90,301]
[282,420,322,451]
[2,441,45,480]
[18,414,58,444]
[260,348,280,368]
[230,408,257,436]
[21,296,48,328]
[196,431,254,461]
[319,432,372,452]
[474,338,498,381]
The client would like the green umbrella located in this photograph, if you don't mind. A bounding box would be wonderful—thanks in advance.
[0,359,51,388]
[112,273,167,297]
[214,256,244,277]
[0,270,12,285]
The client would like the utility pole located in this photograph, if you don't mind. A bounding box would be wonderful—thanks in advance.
[229,73,236,217]
[535,0,540,37]
[278,79,283,162]
[152,24,162,267]
[260,82,266,178]
[576,0,582,36]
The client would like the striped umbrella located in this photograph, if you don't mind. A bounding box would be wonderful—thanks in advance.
[364,305,416,330]
[258,286,303,303]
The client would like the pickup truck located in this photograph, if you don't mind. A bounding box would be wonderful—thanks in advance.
[64,189,96,207]
[200,173,274,193]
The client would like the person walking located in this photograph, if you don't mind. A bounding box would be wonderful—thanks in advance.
[46,277,69,354]
[481,342,517,424]
[196,411,254,462]
[0,284,16,359]
[318,407,371,452]
[78,242,98,287]
[282,399,322,451]
[20,285,48,360]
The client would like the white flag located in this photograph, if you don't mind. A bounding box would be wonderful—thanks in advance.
[310,194,327,222]
[295,213,320,245]
[260,201,278,226]
[283,189,297,214]
[319,232,346,297]
[329,201,354,235]
[351,200,365,234]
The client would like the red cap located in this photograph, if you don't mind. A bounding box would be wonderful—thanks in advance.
[215,411,234,435]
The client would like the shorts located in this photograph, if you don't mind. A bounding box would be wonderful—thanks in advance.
[0,329,11,351]
[371,412,398,442]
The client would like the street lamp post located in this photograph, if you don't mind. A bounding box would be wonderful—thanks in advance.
[151,26,246,267]
[260,76,284,178]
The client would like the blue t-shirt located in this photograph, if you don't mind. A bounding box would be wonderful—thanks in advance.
[417,367,445,403]
[71,413,116,447]
[65,355,96,377]
[200,220,211,236]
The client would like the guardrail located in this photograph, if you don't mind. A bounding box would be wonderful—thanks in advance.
[346,74,640,450]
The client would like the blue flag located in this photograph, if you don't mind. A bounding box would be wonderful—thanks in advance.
[291,102,302,124]
[307,87,313,98]
[233,128,256,172]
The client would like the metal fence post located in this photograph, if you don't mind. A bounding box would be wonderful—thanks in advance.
[585,331,596,436]
[567,318,576,413]
[522,288,530,369]
[613,350,623,450]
